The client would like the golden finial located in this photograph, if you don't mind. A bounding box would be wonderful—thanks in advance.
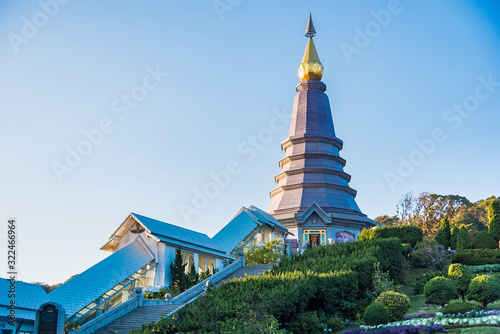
[298,13,324,82]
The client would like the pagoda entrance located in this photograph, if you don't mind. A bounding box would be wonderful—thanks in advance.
[303,229,326,248]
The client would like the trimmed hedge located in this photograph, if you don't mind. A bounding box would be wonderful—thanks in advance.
[363,301,389,325]
[452,249,500,265]
[358,226,423,247]
[468,264,500,274]
[273,237,404,296]
[375,291,410,321]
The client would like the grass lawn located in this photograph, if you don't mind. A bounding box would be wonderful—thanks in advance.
[406,294,440,315]
[401,268,432,296]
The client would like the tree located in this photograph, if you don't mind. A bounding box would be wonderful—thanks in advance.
[396,192,421,225]
[448,263,472,302]
[170,248,187,291]
[472,231,498,249]
[374,215,399,227]
[456,226,472,251]
[467,275,500,310]
[488,200,500,244]
[435,217,451,248]
[451,227,459,250]
[187,261,199,289]
[424,276,458,307]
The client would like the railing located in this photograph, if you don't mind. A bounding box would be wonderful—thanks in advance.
[164,257,245,305]
[70,295,142,334]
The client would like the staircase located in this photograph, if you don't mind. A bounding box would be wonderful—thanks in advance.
[76,262,275,334]
[93,304,179,334]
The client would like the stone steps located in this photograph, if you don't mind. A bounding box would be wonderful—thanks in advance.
[93,304,180,334]
[92,264,274,333]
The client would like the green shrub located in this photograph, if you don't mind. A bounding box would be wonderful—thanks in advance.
[325,315,343,332]
[468,264,500,274]
[452,249,500,265]
[467,274,500,310]
[245,240,284,265]
[473,231,498,249]
[289,311,323,334]
[424,276,458,307]
[440,300,481,314]
[363,301,390,326]
[448,263,472,302]
[413,271,444,295]
[372,262,401,296]
[358,225,423,247]
[411,240,451,271]
[375,291,410,321]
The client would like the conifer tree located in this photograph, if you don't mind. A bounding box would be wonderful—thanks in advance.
[170,248,187,291]
[451,227,459,250]
[456,226,472,251]
[187,261,199,289]
[488,200,500,244]
[435,217,451,248]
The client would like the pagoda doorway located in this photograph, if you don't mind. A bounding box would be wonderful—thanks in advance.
[303,229,326,247]
[309,234,320,248]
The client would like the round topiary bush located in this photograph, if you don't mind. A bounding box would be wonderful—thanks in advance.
[363,301,390,326]
[375,291,410,321]
[424,276,458,307]
[467,274,500,310]
[448,263,472,302]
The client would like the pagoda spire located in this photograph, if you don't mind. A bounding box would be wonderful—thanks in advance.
[298,13,324,82]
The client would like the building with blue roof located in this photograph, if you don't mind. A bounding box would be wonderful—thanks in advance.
[50,208,287,326]
[0,278,52,334]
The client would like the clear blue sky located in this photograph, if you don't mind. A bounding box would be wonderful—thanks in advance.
[1,1,499,284]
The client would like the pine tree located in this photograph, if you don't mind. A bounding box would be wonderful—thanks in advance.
[488,200,500,244]
[435,217,451,248]
[170,248,187,291]
[187,261,199,289]
[451,227,459,250]
[456,226,472,251]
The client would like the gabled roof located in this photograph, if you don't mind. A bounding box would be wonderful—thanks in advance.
[297,202,330,224]
[130,213,226,257]
[212,209,259,254]
[247,205,288,232]
[50,238,154,317]
[0,279,51,320]
[212,205,289,254]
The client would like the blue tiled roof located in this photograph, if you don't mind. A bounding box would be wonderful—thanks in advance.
[212,209,259,254]
[247,206,287,231]
[0,278,51,319]
[131,213,224,253]
[49,238,154,317]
